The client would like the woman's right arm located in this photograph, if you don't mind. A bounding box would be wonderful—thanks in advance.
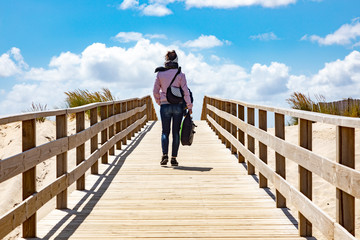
[153,74,161,105]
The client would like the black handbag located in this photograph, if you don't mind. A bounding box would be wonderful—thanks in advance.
[166,68,184,104]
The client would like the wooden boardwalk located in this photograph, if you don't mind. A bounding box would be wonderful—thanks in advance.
[36,121,309,239]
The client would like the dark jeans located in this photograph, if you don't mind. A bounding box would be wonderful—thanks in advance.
[160,103,183,157]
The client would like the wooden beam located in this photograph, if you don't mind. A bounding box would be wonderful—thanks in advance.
[298,118,312,237]
[127,100,133,141]
[101,105,108,164]
[336,126,355,236]
[258,109,267,188]
[230,103,237,154]
[115,103,122,150]
[121,102,127,145]
[22,119,36,238]
[225,102,231,149]
[275,113,286,208]
[247,107,255,175]
[90,107,98,174]
[237,104,245,163]
[108,104,115,156]
[56,114,68,209]
[76,111,85,190]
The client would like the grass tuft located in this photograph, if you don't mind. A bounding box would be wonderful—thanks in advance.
[25,102,48,123]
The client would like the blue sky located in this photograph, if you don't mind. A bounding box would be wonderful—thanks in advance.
[1,0,360,120]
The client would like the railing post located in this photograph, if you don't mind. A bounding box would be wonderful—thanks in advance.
[22,119,36,238]
[90,107,98,174]
[225,101,231,149]
[109,103,115,156]
[127,100,133,140]
[258,109,267,188]
[115,103,121,150]
[237,104,245,163]
[230,102,237,154]
[275,113,286,208]
[247,107,255,175]
[56,114,68,208]
[336,126,355,236]
[101,105,108,164]
[201,96,206,121]
[215,100,221,140]
[76,111,85,190]
[221,101,226,144]
[147,97,151,122]
[122,101,127,145]
[298,118,312,237]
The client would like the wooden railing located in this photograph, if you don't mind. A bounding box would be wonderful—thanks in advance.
[0,96,157,239]
[201,96,360,240]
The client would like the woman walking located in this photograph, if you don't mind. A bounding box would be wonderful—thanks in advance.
[153,50,193,166]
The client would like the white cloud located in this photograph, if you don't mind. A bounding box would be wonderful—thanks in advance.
[250,32,279,41]
[142,4,172,16]
[302,19,360,46]
[183,35,226,49]
[287,51,360,100]
[118,0,173,16]
[0,48,28,78]
[145,34,167,39]
[184,0,297,8]
[118,0,139,10]
[118,0,296,16]
[114,32,144,43]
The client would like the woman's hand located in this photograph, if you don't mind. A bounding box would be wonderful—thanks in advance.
[189,109,193,115]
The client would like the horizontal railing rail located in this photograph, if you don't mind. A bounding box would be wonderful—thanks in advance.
[201,96,359,240]
[0,95,157,239]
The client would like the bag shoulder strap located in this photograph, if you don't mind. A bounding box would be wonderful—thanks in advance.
[169,67,181,87]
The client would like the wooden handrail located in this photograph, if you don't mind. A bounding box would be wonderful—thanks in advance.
[0,95,157,239]
[202,96,359,240]
[208,96,360,128]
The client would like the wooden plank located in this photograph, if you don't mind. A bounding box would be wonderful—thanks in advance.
[258,109,267,188]
[336,126,355,236]
[56,114,68,209]
[121,102,127,145]
[76,111,86,190]
[275,113,286,208]
[108,104,115,156]
[247,107,255,175]
[127,100,133,141]
[0,109,67,125]
[101,105,108,164]
[22,119,36,238]
[225,101,231,148]
[230,103,237,154]
[90,107,99,174]
[298,118,312,237]
[115,103,122,150]
[237,104,245,163]
[0,137,68,184]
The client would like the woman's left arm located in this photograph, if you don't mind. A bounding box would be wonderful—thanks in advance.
[180,73,193,110]
[153,74,161,105]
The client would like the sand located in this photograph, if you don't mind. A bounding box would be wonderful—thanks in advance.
[0,120,359,239]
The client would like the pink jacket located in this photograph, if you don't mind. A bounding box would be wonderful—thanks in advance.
[153,69,193,110]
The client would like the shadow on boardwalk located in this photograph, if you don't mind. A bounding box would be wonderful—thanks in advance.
[39,121,156,240]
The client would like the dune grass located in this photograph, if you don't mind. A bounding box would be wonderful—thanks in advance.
[64,88,116,118]
[25,102,48,123]
[287,92,360,125]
